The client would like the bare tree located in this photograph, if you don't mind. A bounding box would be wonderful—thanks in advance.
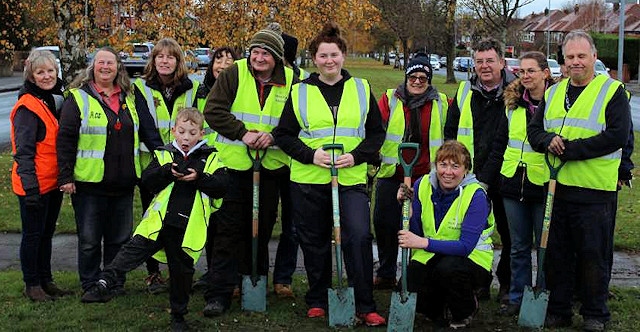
[460,0,534,44]
[370,0,424,70]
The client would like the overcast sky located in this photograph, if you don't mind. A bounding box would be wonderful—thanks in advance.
[518,0,566,17]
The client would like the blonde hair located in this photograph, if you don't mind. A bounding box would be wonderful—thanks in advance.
[69,46,131,92]
[175,107,204,129]
[24,49,58,83]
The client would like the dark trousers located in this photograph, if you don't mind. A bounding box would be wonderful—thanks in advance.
[407,256,490,321]
[273,173,298,285]
[72,191,133,291]
[488,188,511,288]
[373,178,402,279]
[292,182,376,313]
[139,183,161,275]
[101,228,195,317]
[204,167,286,306]
[18,190,63,286]
[545,198,615,322]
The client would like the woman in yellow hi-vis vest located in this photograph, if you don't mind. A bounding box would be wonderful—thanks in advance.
[133,38,205,292]
[397,140,494,329]
[273,22,386,326]
[57,47,162,294]
[489,51,557,316]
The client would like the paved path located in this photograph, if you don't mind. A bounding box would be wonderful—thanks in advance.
[1,233,638,288]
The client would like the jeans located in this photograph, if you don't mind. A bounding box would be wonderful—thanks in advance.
[138,182,161,275]
[273,172,299,285]
[372,178,402,279]
[292,182,376,313]
[503,197,544,305]
[19,190,63,286]
[546,198,615,322]
[72,190,134,291]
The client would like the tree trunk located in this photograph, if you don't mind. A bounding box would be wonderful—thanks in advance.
[53,2,87,85]
[0,57,13,77]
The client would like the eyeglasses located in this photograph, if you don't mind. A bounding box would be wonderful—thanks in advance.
[408,75,428,83]
[517,68,542,76]
[474,58,497,66]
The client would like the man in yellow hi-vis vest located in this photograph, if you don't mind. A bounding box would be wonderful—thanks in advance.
[202,23,298,316]
[444,38,516,303]
[527,30,632,331]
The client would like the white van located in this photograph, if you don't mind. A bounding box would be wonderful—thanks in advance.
[34,46,62,80]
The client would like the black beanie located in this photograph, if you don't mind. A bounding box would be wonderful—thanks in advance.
[282,33,299,66]
[249,23,285,60]
[405,52,433,84]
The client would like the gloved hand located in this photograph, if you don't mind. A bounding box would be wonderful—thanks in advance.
[24,194,41,209]
[397,183,414,202]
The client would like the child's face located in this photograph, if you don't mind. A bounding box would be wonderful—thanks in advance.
[171,119,204,153]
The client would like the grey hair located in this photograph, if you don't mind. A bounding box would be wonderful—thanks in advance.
[69,46,131,93]
[23,49,58,83]
[562,30,597,55]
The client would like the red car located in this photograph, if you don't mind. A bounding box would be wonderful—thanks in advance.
[505,58,520,76]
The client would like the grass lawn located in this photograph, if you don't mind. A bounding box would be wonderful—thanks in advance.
[1,269,639,331]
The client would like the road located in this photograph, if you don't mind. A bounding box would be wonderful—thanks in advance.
[1,72,638,147]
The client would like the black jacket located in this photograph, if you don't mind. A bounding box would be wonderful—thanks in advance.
[273,70,385,166]
[444,69,517,187]
[141,142,229,229]
[527,81,631,203]
[57,84,162,195]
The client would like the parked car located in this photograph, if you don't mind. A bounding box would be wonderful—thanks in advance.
[184,50,198,71]
[430,55,441,70]
[120,42,154,76]
[595,59,610,77]
[547,58,562,78]
[193,47,212,68]
[505,58,520,76]
[34,46,62,80]
[439,56,447,68]
[453,57,473,72]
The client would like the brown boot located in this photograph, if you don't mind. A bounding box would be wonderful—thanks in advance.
[42,282,74,297]
[24,286,53,302]
[274,284,294,298]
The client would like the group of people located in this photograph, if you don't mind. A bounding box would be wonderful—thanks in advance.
[11,21,632,332]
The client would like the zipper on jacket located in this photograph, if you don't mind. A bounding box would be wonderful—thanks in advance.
[518,162,526,202]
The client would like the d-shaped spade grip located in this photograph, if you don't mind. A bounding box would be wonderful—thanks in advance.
[322,143,344,176]
[247,148,267,171]
[398,142,420,178]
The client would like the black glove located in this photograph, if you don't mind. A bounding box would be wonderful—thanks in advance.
[24,194,41,209]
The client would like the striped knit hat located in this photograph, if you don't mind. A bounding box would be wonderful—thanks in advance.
[249,23,285,60]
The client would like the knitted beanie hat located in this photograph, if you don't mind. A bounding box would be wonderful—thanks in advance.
[282,33,299,66]
[405,52,433,84]
[249,23,285,60]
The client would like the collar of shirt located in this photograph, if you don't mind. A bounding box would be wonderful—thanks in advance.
[91,82,122,114]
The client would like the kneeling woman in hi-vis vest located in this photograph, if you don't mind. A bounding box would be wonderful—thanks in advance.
[272,22,386,326]
[397,140,495,329]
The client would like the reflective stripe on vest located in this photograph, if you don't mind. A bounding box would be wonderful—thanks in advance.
[214,59,293,170]
[71,89,141,182]
[411,179,494,271]
[377,89,447,178]
[134,78,199,143]
[299,68,310,80]
[499,106,548,185]
[456,81,474,166]
[542,75,622,191]
[290,78,370,185]
[133,149,223,263]
[10,94,59,195]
